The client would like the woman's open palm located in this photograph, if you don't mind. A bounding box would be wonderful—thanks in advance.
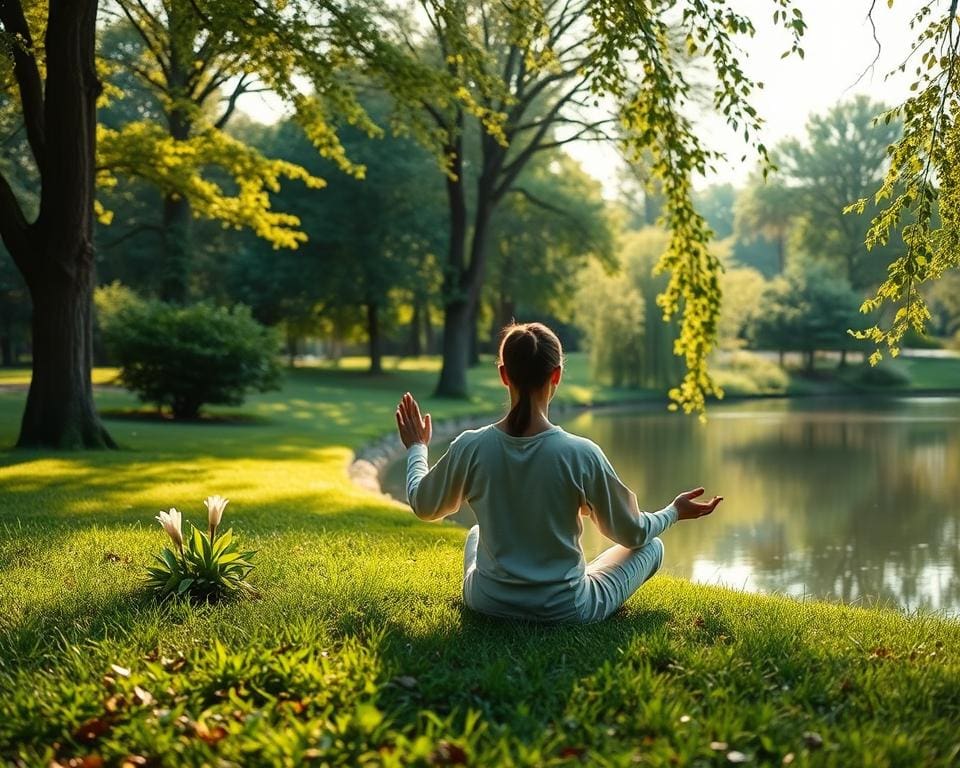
[396,392,432,448]
[673,487,723,520]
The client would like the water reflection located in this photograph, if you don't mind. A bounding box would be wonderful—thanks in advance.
[381,397,960,614]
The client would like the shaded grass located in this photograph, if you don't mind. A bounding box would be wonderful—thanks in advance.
[1,355,959,765]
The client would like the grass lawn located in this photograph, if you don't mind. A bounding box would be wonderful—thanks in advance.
[1,355,959,766]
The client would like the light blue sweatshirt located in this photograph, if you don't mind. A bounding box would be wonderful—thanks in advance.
[406,424,677,621]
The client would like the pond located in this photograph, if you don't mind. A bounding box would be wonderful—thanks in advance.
[381,397,960,615]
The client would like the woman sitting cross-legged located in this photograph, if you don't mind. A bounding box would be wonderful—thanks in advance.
[395,321,722,623]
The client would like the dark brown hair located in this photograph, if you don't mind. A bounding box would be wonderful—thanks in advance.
[498,322,563,437]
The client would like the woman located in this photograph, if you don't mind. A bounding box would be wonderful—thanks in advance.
[395,322,722,623]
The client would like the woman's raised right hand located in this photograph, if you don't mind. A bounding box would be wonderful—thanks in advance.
[673,487,723,520]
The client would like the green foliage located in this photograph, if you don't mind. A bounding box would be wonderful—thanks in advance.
[718,264,767,349]
[577,228,686,390]
[779,96,901,289]
[486,153,613,330]
[99,298,282,419]
[843,362,911,390]
[750,262,866,366]
[147,525,256,602]
[851,5,960,363]
[712,350,788,395]
[591,0,806,415]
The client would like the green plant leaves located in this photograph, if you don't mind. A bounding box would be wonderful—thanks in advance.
[146,522,256,602]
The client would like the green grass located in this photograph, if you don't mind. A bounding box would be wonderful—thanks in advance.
[1,355,959,766]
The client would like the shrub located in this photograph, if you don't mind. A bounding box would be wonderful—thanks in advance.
[100,298,282,418]
[846,363,911,389]
[713,350,789,395]
[149,497,257,601]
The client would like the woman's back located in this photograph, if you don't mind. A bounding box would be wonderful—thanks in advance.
[408,423,659,621]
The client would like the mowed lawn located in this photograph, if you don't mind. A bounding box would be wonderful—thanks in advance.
[1,355,959,766]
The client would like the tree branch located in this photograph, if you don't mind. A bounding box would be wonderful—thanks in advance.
[0,0,45,167]
[116,0,171,79]
[213,73,252,130]
[0,166,30,273]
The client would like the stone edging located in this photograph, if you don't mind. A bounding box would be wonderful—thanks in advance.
[347,412,493,500]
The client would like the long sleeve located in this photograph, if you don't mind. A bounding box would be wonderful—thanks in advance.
[584,448,677,548]
[405,441,467,521]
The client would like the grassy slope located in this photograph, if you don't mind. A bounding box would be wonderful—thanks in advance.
[1,355,958,766]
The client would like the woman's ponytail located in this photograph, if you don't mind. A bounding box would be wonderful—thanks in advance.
[499,323,563,437]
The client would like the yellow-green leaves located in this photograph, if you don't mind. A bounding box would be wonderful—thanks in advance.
[855,7,960,363]
[97,122,325,249]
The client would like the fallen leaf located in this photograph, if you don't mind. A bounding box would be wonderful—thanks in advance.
[782,753,795,765]
[194,721,227,745]
[133,686,154,706]
[679,715,691,724]
[73,717,112,744]
[727,751,748,763]
[710,741,729,751]
[121,757,148,768]
[104,695,125,713]
[802,732,823,750]
[51,757,105,768]
[110,664,131,678]
[429,740,468,765]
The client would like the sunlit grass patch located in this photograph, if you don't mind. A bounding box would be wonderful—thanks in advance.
[1,355,959,764]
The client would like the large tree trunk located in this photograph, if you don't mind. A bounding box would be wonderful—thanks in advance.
[424,303,435,354]
[467,301,480,367]
[160,192,192,302]
[159,12,193,304]
[18,272,113,448]
[436,300,471,396]
[11,0,115,449]
[435,133,471,397]
[366,301,382,374]
[0,333,13,366]
[408,300,423,357]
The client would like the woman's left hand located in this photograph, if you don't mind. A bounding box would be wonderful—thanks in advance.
[396,392,432,448]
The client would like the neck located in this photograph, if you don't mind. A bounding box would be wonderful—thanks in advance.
[500,387,554,435]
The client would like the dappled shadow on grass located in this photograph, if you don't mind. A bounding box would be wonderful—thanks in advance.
[100,408,272,426]
[0,584,161,674]
[375,604,674,730]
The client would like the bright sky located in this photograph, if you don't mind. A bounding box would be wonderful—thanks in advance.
[238,0,922,195]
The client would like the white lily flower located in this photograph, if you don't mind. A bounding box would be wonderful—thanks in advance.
[204,495,229,540]
[156,508,183,552]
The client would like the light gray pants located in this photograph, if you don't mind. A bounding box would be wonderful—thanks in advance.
[463,525,664,624]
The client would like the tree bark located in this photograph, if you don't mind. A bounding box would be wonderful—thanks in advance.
[9,0,115,449]
[436,299,471,396]
[408,301,423,357]
[159,10,194,303]
[468,301,480,367]
[435,134,471,397]
[160,192,192,302]
[0,334,13,366]
[366,301,382,374]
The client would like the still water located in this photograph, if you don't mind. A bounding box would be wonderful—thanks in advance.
[382,397,960,614]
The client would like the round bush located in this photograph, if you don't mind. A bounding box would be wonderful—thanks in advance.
[100,299,282,419]
[847,363,910,389]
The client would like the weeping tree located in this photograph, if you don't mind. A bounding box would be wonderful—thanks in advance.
[387,0,807,412]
